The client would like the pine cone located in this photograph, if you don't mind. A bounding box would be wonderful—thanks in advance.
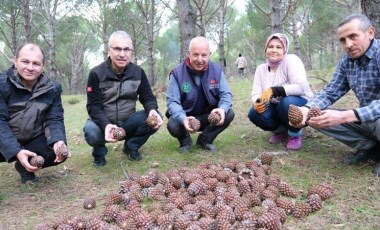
[146,115,158,128]
[293,201,311,219]
[260,152,274,165]
[83,198,96,210]
[189,118,201,131]
[307,106,322,119]
[56,144,69,159]
[288,104,303,125]
[113,127,126,141]
[208,111,221,125]
[307,183,334,201]
[30,156,45,168]
[279,181,298,198]
[307,193,323,212]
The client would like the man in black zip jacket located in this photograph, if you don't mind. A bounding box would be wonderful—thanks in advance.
[0,43,70,184]
[83,31,163,166]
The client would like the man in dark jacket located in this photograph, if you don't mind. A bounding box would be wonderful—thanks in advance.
[0,43,70,184]
[166,36,235,153]
[83,31,163,166]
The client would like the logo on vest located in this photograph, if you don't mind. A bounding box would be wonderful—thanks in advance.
[181,82,191,93]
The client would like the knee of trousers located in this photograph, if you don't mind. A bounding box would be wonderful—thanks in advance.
[167,118,186,138]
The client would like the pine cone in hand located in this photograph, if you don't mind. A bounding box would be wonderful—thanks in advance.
[208,111,221,125]
[288,105,303,125]
[307,107,322,120]
[189,118,201,131]
[56,145,69,159]
[30,156,45,168]
[146,115,158,128]
[113,127,126,141]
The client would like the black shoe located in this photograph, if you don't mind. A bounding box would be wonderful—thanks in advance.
[374,161,380,177]
[123,149,142,161]
[342,150,372,165]
[197,134,218,152]
[15,161,37,184]
[93,157,107,167]
[179,136,192,154]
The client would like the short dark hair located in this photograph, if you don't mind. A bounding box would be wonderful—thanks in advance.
[239,53,242,57]
[338,13,372,31]
[15,43,45,64]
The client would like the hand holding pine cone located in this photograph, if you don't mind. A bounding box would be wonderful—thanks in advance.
[146,115,158,128]
[56,145,69,159]
[189,118,201,131]
[307,107,323,120]
[30,155,45,168]
[208,111,221,125]
[113,127,126,141]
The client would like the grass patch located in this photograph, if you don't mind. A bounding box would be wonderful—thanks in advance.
[0,77,379,229]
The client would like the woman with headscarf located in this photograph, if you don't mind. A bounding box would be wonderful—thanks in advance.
[247,33,313,150]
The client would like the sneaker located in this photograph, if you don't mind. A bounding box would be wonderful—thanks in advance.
[93,157,107,167]
[196,134,218,152]
[286,136,302,151]
[179,136,193,154]
[15,161,37,184]
[269,131,288,144]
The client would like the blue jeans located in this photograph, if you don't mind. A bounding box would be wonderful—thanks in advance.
[83,110,160,159]
[248,96,307,133]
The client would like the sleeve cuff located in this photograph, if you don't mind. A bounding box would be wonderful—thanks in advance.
[353,109,362,124]
[271,86,286,97]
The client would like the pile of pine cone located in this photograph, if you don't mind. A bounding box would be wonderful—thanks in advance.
[34,154,333,230]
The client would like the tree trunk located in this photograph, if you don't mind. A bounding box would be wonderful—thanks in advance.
[176,0,197,61]
[101,0,109,61]
[22,0,32,42]
[361,0,380,38]
[194,0,206,36]
[269,0,282,33]
[218,0,226,72]
[70,34,86,94]
[289,3,302,58]
[41,0,58,81]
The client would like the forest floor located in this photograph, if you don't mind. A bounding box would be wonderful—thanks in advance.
[0,75,379,230]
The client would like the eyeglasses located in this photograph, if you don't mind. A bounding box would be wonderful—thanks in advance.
[109,46,134,53]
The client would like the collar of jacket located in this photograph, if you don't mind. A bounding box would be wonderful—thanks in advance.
[9,67,55,97]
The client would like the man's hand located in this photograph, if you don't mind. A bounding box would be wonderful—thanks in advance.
[254,100,269,114]
[307,109,357,128]
[16,150,39,173]
[53,141,72,163]
[105,124,118,142]
[261,88,273,103]
[148,110,163,129]
[184,116,198,133]
[211,108,226,126]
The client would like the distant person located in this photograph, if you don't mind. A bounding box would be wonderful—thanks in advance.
[235,53,248,78]
[248,33,313,151]
[0,43,71,184]
[290,13,380,176]
[83,31,163,166]
[166,36,235,153]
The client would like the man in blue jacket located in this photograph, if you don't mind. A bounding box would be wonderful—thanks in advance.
[83,31,163,166]
[166,36,235,153]
[0,43,70,184]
